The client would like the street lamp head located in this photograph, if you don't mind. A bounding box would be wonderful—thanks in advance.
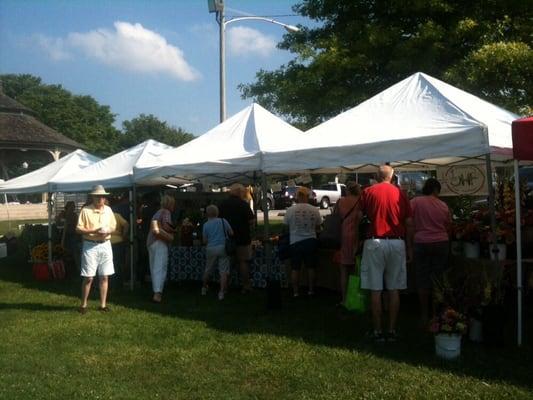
[207,0,223,13]
[283,24,300,33]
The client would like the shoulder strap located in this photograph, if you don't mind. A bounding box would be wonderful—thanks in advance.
[341,198,360,222]
[220,218,228,238]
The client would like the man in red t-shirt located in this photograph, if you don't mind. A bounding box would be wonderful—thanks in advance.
[360,165,413,342]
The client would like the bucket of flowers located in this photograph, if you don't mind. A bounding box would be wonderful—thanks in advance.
[430,307,468,360]
[30,243,66,281]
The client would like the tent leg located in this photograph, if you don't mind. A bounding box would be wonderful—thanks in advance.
[130,185,138,292]
[261,173,271,279]
[485,154,499,261]
[514,160,523,346]
[47,193,53,273]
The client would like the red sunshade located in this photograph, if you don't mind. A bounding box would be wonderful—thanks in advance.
[512,117,533,160]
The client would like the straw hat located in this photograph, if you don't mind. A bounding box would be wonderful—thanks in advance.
[89,184,110,196]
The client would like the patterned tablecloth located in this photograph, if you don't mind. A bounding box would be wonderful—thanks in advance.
[168,245,287,288]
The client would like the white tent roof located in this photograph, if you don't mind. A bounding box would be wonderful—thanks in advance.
[134,103,306,181]
[291,72,519,172]
[0,149,100,194]
[50,140,186,192]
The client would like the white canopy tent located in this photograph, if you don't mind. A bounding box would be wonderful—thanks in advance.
[134,103,308,281]
[286,72,523,346]
[134,103,307,182]
[49,139,187,192]
[47,139,191,291]
[0,149,100,194]
[0,149,100,276]
[287,72,518,173]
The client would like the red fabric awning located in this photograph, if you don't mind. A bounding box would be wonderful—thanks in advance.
[512,117,533,160]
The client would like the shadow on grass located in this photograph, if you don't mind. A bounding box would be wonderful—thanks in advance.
[1,259,532,391]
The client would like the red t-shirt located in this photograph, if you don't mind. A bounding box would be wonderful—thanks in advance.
[361,182,412,238]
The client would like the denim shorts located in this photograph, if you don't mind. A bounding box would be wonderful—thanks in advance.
[290,238,318,270]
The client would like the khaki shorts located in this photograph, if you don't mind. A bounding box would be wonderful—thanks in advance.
[205,245,230,275]
[360,239,406,291]
[235,245,252,262]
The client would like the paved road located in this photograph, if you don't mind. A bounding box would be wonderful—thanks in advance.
[256,208,331,222]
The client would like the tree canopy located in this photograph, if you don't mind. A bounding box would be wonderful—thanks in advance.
[120,114,195,149]
[1,74,195,158]
[240,0,532,130]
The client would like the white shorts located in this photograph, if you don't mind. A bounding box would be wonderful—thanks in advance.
[205,245,230,275]
[360,239,406,291]
[80,240,114,277]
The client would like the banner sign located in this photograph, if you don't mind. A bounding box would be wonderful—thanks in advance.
[436,165,488,196]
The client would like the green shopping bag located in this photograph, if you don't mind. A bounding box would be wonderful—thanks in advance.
[344,256,368,313]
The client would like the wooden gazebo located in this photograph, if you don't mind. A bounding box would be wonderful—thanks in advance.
[0,91,82,180]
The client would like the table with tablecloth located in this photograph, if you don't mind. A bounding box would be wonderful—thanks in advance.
[168,245,343,290]
[168,245,288,288]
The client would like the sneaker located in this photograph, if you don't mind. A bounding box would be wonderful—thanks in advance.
[218,291,225,301]
[293,292,299,298]
[201,287,207,296]
[368,330,385,343]
[308,290,315,296]
[386,330,398,343]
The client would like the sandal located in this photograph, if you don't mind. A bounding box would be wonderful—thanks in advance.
[98,306,110,312]
[78,306,88,315]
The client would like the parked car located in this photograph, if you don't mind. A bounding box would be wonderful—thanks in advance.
[273,186,317,209]
[396,171,430,195]
[257,189,275,211]
[312,182,346,209]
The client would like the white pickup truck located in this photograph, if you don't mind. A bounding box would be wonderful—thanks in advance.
[312,182,346,209]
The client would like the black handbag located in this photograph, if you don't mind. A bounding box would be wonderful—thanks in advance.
[221,218,237,256]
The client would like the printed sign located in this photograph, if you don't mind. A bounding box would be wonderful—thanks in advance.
[436,165,488,196]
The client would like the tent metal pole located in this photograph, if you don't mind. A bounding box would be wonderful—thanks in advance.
[485,154,499,262]
[513,159,523,346]
[129,188,135,292]
[47,193,53,271]
[261,173,271,277]
[130,184,137,291]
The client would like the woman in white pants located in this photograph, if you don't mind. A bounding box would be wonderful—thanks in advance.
[147,195,176,303]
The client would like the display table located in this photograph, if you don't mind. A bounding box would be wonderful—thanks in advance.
[168,245,287,288]
[168,245,342,291]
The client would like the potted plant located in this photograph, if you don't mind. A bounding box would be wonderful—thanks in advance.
[430,307,468,359]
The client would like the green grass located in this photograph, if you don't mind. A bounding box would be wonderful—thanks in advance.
[1,256,532,399]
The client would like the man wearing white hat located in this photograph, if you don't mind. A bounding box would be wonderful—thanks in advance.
[76,184,117,314]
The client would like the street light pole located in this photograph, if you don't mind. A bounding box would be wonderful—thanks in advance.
[217,4,226,122]
[209,0,299,122]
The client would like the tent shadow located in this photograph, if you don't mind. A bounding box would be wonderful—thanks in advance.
[1,262,532,392]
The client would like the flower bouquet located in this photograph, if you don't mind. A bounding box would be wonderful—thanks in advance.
[430,307,468,360]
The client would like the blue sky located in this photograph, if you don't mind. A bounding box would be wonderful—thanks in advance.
[0,0,312,135]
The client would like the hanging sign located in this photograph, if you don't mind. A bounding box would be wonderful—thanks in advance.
[436,165,488,196]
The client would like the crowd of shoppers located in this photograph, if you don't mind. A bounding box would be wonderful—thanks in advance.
[69,167,451,347]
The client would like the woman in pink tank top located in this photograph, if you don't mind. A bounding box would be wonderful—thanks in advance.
[410,178,451,324]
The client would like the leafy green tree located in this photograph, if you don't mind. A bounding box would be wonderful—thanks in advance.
[120,114,195,149]
[240,0,532,129]
[1,74,120,157]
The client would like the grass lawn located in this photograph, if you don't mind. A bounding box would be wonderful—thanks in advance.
[1,255,532,399]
